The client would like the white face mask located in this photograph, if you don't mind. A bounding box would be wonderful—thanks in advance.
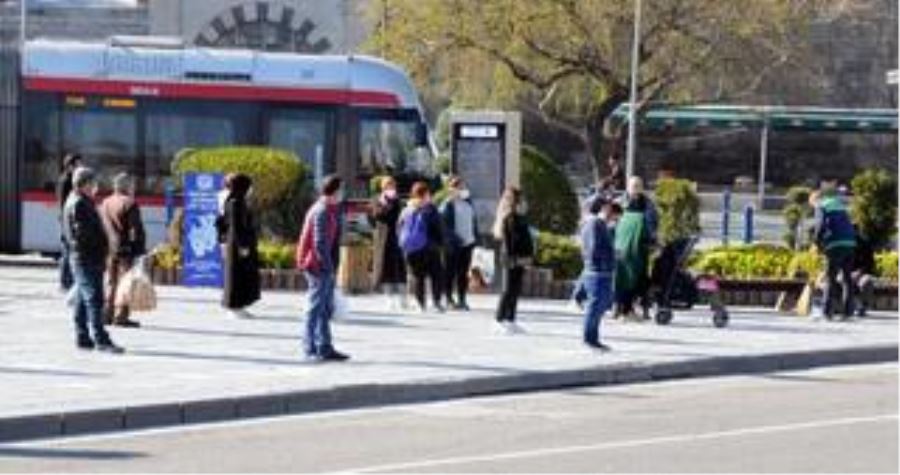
[517,202,528,214]
[384,188,397,199]
[459,189,471,200]
[335,189,345,202]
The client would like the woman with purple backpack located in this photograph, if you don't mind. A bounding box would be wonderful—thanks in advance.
[397,181,445,313]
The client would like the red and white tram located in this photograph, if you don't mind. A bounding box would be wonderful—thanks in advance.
[17,36,433,252]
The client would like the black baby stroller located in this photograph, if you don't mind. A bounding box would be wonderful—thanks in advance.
[648,236,729,328]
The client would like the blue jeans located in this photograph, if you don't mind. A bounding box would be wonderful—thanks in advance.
[71,260,111,344]
[582,271,613,345]
[304,271,335,356]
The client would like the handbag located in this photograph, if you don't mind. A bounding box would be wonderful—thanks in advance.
[115,256,157,312]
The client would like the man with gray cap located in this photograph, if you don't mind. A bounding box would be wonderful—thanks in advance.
[63,167,124,353]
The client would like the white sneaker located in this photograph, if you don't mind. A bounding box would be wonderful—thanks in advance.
[508,322,526,334]
[494,321,513,335]
[230,309,254,319]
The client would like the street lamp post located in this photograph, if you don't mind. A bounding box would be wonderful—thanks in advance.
[625,0,642,180]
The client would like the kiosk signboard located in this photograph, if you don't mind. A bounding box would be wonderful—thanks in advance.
[182,172,224,287]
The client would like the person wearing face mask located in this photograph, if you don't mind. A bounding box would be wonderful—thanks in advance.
[370,176,407,310]
[492,186,534,334]
[440,176,479,311]
[221,173,261,319]
[296,175,349,362]
[63,167,123,353]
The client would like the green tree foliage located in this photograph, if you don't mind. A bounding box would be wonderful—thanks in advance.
[654,178,700,245]
[851,169,898,249]
[368,0,832,177]
[521,145,579,235]
[782,186,814,249]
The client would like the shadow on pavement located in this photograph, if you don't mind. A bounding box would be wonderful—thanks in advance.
[0,366,108,378]
[139,324,298,341]
[126,349,312,367]
[0,446,147,460]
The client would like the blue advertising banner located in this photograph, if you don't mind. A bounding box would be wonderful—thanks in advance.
[182,173,224,287]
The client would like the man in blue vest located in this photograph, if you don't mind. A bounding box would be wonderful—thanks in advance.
[813,181,857,320]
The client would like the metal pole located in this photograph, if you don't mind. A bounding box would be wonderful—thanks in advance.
[19,0,26,54]
[624,0,642,180]
[721,188,731,246]
[757,115,769,210]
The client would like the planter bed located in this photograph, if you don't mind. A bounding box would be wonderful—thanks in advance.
[149,266,308,291]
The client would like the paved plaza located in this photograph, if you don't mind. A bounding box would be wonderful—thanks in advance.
[0,265,896,440]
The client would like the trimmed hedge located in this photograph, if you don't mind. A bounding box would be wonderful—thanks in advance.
[782,186,814,248]
[172,146,304,209]
[876,252,899,281]
[851,169,898,249]
[691,243,794,279]
[535,232,582,280]
[654,178,700,245]
[692,244,898,282]
[521,146,579,235]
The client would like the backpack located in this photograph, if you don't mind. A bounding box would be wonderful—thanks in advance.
[399,208,430,255]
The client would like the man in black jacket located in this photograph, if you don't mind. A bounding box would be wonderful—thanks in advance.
[63,167,123,353]
[56,153,81,290]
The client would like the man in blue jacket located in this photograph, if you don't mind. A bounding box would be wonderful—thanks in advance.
[813,181,857,320]
[579,196,616,350]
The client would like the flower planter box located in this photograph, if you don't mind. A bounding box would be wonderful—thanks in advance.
[337,245,373,295]
[718,278,898,311]
[149,263,308,291]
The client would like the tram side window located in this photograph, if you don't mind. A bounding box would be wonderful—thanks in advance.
[62,107,137,192]
[358,117,430,177]
[23,94,61,191]
[144,101,258,194]
[266,108,334,186]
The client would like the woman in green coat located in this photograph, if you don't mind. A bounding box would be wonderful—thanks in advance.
[614,197,652,318]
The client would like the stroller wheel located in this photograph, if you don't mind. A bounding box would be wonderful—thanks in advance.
[713,309,729,328]
[655,308,673,325]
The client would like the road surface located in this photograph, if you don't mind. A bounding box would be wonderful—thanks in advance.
[0,364,896,473]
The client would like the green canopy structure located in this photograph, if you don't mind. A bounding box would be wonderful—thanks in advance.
[611,104,899,204]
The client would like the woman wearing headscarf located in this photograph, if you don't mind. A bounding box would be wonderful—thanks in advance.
[371,176,407,310]
[492,186,534,334]
[221,173,261,317]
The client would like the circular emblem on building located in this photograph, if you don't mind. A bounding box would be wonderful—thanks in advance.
[195,1,333,53]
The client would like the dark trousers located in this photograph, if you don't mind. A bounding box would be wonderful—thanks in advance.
[445,244,475,305]
[496,265,524,322]
[59,239,73,290]
[824,247,855,318]
[406,249,442,308]
[71,260,111,345]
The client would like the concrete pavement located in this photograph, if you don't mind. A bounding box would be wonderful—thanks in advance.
[0,364,895,472]
[0,265,896,442]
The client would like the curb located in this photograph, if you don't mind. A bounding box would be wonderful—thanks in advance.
[0,345,896,443]
[0,257,56,269]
